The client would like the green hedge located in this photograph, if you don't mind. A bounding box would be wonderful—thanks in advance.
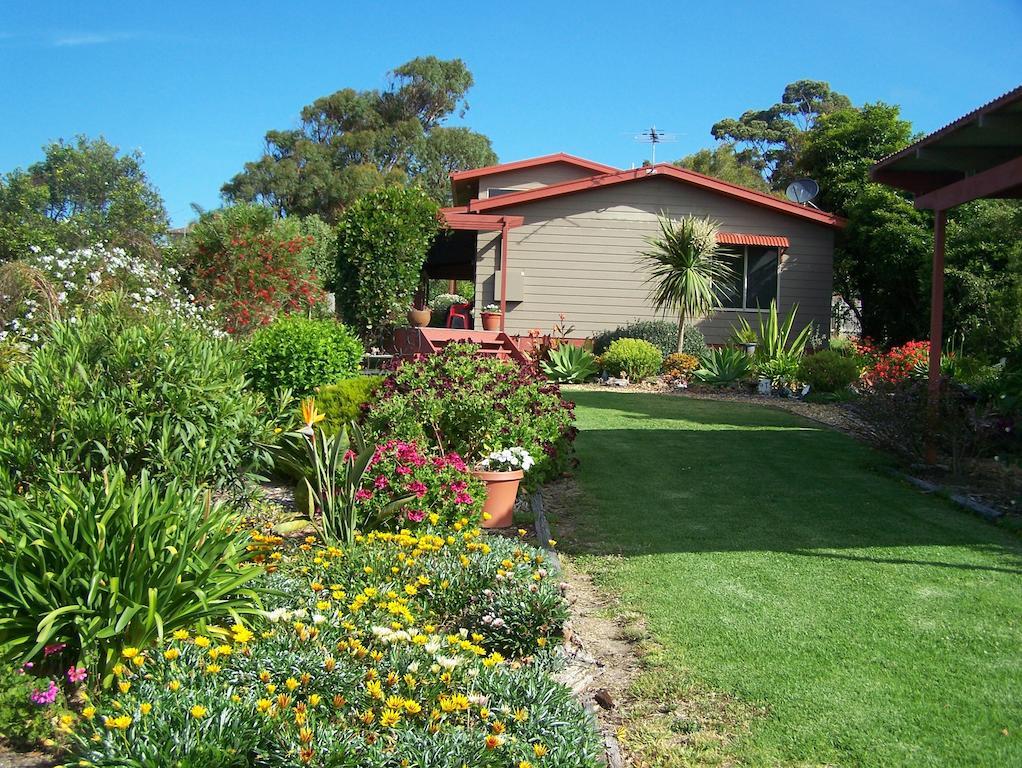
[317,375,384,433]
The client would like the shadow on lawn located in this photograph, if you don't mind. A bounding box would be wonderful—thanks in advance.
[562,391,1022,574]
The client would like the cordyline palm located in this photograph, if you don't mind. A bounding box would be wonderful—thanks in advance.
[641,214,734,352]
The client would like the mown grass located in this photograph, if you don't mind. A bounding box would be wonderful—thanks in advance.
[564,391,1022,767]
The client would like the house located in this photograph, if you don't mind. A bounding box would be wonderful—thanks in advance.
[424,153,844,347]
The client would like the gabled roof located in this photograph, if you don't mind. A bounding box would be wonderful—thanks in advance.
[449,153,618,182]
[465,163,844,228]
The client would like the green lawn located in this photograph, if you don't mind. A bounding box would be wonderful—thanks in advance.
[565,391,1022,767]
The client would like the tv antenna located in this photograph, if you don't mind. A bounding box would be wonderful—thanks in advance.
[633,125,677,164]
[785,178,820,208]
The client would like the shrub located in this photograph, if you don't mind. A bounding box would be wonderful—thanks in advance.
[2,244,217,343]
[540,343,598,383]
[335,187,440,342]
[594,319,706,358]
[756,352,803,389]
[317,375,384,432]
[245,316,364,397]
[0,296,271,491]
[188,225,325,335]
[694,346,752,384]
[799,350,862,393]
[366,343,576,485]
[0,469,264,682]
[663,352,700,381]
[601,338,663,381]
[429,292,468,318]
[859,339,929,385]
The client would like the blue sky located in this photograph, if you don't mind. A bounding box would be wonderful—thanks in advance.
[2,1,1020,226]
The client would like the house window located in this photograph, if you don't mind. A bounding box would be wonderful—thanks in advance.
[485,187,518,198]
[716,246,779,310]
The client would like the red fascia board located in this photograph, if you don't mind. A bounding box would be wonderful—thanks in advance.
[468,165,844,228]
[449,153,618,182]
[717,233,789,248]
[440,207,523,231]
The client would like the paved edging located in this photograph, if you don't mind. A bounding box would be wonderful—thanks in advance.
[887,469,1003,521]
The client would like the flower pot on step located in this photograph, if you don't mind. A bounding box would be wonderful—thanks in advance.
[472,468,524,528]
[480,311,501,332]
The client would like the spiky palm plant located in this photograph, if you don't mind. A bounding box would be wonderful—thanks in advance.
[640,214,734,352]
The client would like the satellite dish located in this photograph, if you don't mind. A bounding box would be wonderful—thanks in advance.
[785,178,820,206]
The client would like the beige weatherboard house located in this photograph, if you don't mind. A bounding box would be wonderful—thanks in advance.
[428,153,844,344]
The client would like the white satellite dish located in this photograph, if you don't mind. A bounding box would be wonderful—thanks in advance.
[785,178,820,206]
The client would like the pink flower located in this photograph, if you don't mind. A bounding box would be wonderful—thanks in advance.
[406,481,428,499]
[66,666,87,685]
[342,449,357,463]
[354,488,373,501]
[395,465,411,476]
[449,481,468,493]
[432,457,447,469]
[455,492,473,505]
[43,643,66,657]
[406,509,425,523]
[29,680,58,706]
[447,453,468,472]
[373,475,390,490]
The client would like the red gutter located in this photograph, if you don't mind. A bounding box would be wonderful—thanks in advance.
[467,164,845,228]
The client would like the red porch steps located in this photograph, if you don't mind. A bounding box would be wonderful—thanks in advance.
[391,328,528,364]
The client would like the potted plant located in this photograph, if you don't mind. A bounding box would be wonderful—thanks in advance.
[730,321,759,357]
[407,301,431,327]
[480,304,502,332]
[473,447,534,528]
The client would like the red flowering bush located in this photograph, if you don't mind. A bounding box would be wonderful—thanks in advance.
[190,234,325,334]
[858,339,929,386]
[356,439,485,529]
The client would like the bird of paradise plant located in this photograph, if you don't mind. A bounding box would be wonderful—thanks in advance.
[273,397,412,546]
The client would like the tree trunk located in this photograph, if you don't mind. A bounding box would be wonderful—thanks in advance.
[676,310,687,354]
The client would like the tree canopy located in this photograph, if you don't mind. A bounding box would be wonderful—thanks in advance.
[0,136,168,262]
[673,145,772,193]
[222,57,496,219]
[711,80,852,189]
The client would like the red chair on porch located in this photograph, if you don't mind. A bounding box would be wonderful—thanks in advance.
[446,303,472,329]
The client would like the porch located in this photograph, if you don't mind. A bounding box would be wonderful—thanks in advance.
[391,327,528,363]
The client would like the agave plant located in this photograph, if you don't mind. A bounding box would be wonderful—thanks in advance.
[272,398,413,546]
[540,344,599,383]
[749,300,812,362]
[694,346,752,384]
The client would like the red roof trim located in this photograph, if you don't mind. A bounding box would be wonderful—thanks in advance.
[467,164,844,228]
[717,233,789,248]
[449,153,618,182]
[440,207,523,231]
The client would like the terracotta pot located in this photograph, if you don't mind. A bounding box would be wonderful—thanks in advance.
[472,468,524,528]
[407,307,431,327]
[480,311,501,331]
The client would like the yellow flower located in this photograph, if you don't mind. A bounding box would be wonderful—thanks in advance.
[537,637,548,647]
[194,636,211,648]
[172,629,190,641]
[82,706,96,720]
[121,647,139,659]
[118,681,131,694]
[190,705,207,719]
[517,528,527,537]
[380,708,401,728]
[519,763,534,768]
[112,663,126,677]
[385,695,405,710]
[309,693,321,707]
[168,680,181,692]
[256,698,272,714]
[163,648,180,661]
[485,734,502,750]
[205,663,221,675]
[131,655,145,668]
[533,743,548,757]
[285,677,300,692]
[140,703,152,715]
[403,700,422,716]
[513,707,529,722]
[548,539,557,548]
[360,708,376,725]
[105,715,133,731]
[299,726,314,744]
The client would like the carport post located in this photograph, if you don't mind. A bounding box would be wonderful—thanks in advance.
[925,209,947,465]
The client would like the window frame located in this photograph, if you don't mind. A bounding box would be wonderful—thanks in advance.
[715,245,781,313]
